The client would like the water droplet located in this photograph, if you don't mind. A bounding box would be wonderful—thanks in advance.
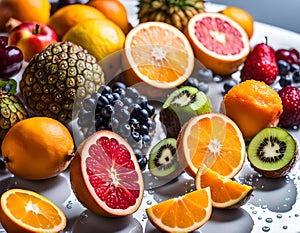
[265,218,273,223]
[277,214,282,219]
[262,226,270,232]
[295,214,299,217]
[148,190,155,195]
[142,213,147,220]
[146,200,152,205]
[79,212,88,224]
[261,204,268,209]
[258,216,262,220]
[283,226,288,230]
[252,210,257,214]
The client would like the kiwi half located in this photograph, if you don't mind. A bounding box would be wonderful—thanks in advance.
[247,127,298,178]
[160,86,211,138]
[148,138,182,179]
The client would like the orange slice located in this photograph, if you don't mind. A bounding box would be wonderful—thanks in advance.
[195,166,254,208]
[0,188,67,233]
[146,188,212,232]
[176,112,246,178]
[123,21,194,94]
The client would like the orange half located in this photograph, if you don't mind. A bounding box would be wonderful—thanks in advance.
[177,112,246,178]
[0,188,67,233]
[124,21,194,89]
[146,188,212,232]
[195,166,254,208]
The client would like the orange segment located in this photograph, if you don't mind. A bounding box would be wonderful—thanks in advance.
[124,21,194,90]
[146,188,212,232]
[177,112,246,178]
[0,188,66,233]
[195,166,254,208]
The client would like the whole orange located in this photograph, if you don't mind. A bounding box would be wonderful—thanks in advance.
[1,117,75,180]
[219,6,254,39]
[87,0,130,33]
[0,0,51,31]
[48,4,107,39]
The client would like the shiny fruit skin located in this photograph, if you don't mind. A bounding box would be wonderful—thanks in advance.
[241,42,279,85]
[0,0,51,32]
[0,36,23,79]
[87,0,129,33]
[1,117,74,180]
[8,23,58,62]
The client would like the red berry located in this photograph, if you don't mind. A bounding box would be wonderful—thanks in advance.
[278,86,300,129]
[241,42,278,85]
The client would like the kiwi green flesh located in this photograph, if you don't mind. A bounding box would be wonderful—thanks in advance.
[247,127,298,178]
[148,138,181,178]
[162,86,211,115]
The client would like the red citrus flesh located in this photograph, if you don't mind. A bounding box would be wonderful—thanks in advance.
[70,130,144,217]
[185,12,250,75]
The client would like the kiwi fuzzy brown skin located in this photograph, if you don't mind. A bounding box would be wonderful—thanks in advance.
[251,145,298,179]
[159,107,182,138]
[247,127,299,179]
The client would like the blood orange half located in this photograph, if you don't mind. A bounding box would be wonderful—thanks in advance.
[185,12,250,76]
[70,130,144,217]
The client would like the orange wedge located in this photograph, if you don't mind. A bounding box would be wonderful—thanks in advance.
[195,166,254,208]
[123,21,194,96]
[0,188,67,233]
[176,112,246,178]
[146,188,212,232]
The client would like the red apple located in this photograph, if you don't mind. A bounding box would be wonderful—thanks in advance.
[8,22,58,62]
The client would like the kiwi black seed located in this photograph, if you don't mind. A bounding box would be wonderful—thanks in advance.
[148,138,182,179]
[247,127,298,178]
[160,86,211,138]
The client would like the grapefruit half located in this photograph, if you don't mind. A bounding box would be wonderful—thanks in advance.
[70,130,144,217]
[185,12,250,76]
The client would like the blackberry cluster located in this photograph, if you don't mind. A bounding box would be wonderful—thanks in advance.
[77,82,156,170]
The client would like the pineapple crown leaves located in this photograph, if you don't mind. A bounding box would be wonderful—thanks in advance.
[0,79,17,95]
[147,0,204,10]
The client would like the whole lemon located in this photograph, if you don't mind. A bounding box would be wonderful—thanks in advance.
[1,117,75,180]
[62,18,125,61]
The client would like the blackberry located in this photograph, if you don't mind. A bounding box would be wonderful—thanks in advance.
[77,81,156,170]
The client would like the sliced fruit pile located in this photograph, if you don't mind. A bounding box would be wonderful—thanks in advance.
[0,0,300,232]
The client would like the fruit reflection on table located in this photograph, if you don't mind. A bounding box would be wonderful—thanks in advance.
[0,0,300,232]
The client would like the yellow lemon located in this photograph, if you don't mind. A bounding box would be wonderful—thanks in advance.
[62,18,125,61]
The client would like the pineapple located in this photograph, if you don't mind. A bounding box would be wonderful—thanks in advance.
[20,41,105,124]
[0,90,28,140]
[138,0,205,31]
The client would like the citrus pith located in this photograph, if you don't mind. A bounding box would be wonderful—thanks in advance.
[185,12,250,75]
[70,130,144,217]
[146,188,212,232]
[176,112,246,178]
[0,188,67,233]
[195,166,254,208]
[123,21,194,96]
